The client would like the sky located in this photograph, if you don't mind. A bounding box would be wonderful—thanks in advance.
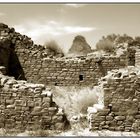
[0,4,140,52]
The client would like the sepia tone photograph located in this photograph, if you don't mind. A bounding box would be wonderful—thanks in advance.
[0,2,140,137]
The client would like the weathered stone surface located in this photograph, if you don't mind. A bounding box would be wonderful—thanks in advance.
[115,126,125,131]
[52,115,64,123]
[1,23,140,133]
[115,116,126,121]
[106,116,114,121]
[90,67,140,132]
[0,71,68,131]
[94,116,106,121]
[96,109,110,116]
[135,115,140,119]
[1,24,129,87]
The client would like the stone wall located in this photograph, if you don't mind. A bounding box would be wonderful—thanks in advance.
[135,49,140,67]
[22,54,128,86]
[0,68,68,131]
[127,47,136,66]
[0,23,136,86]
[90,67,140,132]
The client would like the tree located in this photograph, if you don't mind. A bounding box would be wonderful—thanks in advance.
[96,39,115,53]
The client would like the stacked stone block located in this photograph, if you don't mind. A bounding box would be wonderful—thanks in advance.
[23,54,127,86]
[0,71,68,131]
[90,68,140,132]
[127,47,136,66]
[0,23,135,87]
[135,49,140,67]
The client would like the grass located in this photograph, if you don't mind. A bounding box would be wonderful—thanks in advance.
[0,86,104,137]
[52,86,101,120]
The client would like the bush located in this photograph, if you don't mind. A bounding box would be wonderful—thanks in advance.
[44,40,64,57]
[105,34,118,42]
[135,36,140,43]
[115,34,134,44]
[52,86,99,120]
[96,39,115,53]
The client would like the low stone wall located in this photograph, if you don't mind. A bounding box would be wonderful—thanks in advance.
[0,70,68,131]
[90,67,140,132]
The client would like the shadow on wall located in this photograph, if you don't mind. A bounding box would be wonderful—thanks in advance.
[0,39,26,80]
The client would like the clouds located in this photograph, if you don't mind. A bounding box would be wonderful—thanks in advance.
[14,20,96,45]
[64,4,86,8]
[0,12,5,17]
[58,4,86,14]
[64,26,94,33]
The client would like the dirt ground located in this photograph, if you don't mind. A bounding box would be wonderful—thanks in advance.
[0,128,140,137]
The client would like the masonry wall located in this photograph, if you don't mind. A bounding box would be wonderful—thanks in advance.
[0,69,68,131]
[17,53,128,86]
[135,49,140,67]
[90,69,140,132]
[0,23,136,86]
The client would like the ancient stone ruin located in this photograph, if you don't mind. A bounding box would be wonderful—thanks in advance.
[89,67,140,132]
[0,23,140,132]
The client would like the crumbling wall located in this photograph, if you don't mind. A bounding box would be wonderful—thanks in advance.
[135,49,140,67]
[0,67,68,131]
[0,23,136,86]
[23,54,128,86]
[90,67,140,132]
[127,47,136,66]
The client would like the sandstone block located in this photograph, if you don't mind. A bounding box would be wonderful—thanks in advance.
[94,116,106,121]
[115,126,125,131]
[42,102,50,108]
[100,121,106,126]
[7,104,15,109]
[106,116,114,121]
[33,106,42,112]
[125,127,131,132]
[115,116,125,121]
[117,121,123,125]
[41,108,49,113]
[109,127,115,131]
[15,106,22,111]
[15,100,25,106]
[102,125,109,129]
[52,115,63,123]
[0,123,4,128]
[89,127,99,131]
[105,121,111,125]
[135,115,140,119]
[43,97,50,103]
[5,99,14,105]
[42,116,51,123]
[96,109,110,116]
[27,101,34,107]
[34,87,42,94]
